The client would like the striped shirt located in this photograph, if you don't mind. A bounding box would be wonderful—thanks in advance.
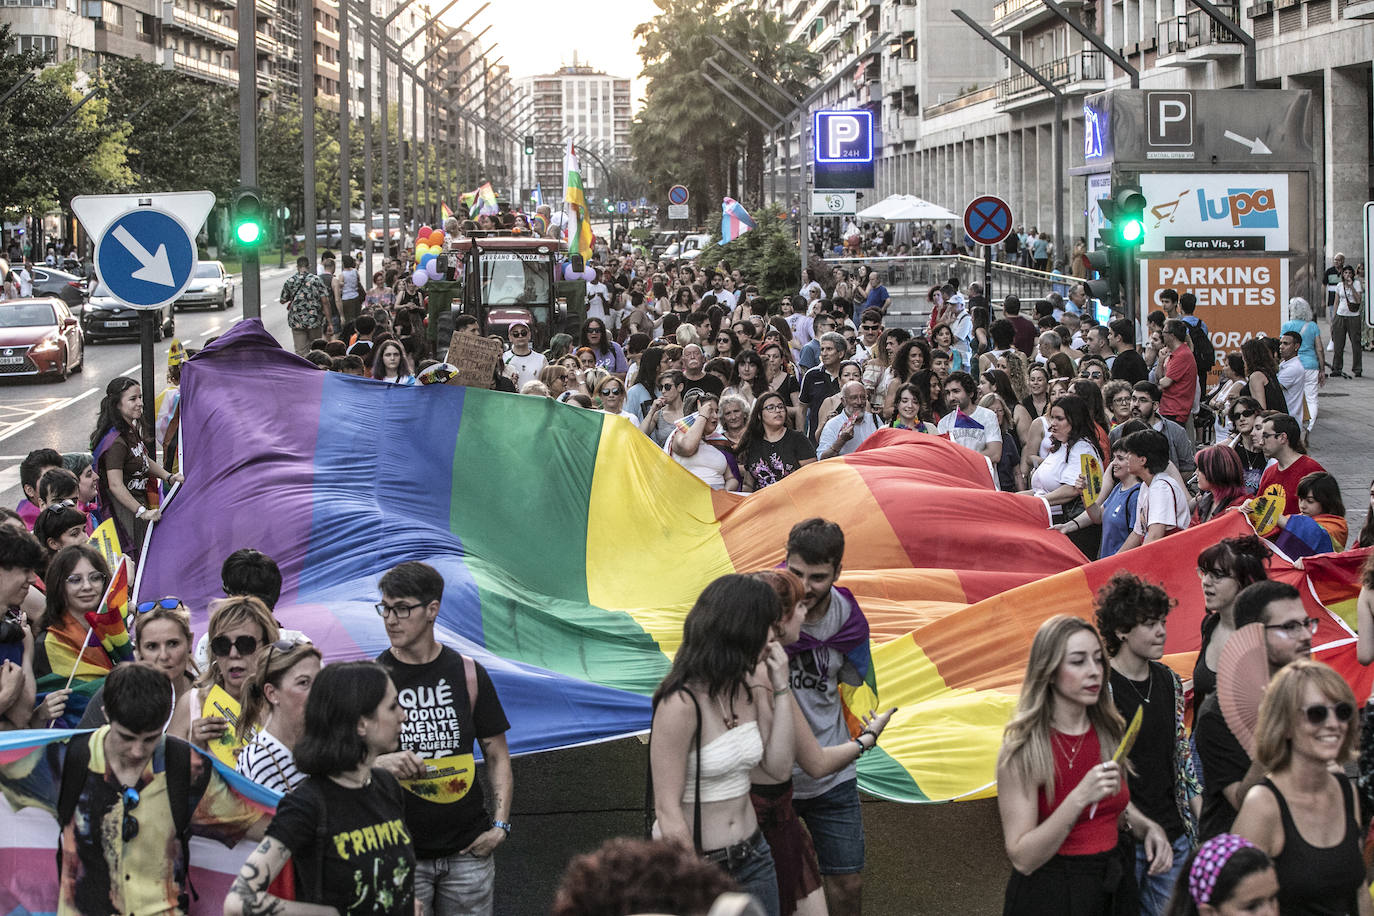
[236,730,303,794]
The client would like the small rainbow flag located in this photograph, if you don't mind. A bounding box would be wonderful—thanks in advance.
[86,556,134,665]
[441,201,455,221]
[721,197,756,244]
[475,182,499,217]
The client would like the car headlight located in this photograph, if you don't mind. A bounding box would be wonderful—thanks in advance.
[32,335,59,352]
[205,283,222,293]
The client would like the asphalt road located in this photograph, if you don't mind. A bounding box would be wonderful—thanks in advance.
[0,266,294,506]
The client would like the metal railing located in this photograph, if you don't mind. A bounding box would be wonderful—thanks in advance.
[819,254,1072,327]
[1157,7,1243,52]
[995,50,1103,100]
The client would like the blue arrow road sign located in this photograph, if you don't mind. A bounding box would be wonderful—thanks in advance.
[95,208,197,309]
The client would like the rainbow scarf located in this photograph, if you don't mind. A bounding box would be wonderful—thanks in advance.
[131,322,1372,803]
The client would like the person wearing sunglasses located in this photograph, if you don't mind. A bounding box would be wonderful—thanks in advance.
[597,378,636,421]
[500,319,546,389]
[1222,395,1267,494]
[31,544,113,727]
[236,637,322,793]
[578,317,627,378]
[642,369,687,447]
[1196,581,1312,841]
[188,596,280,766]
[43,662,267,916]
[1232,660,1367,914]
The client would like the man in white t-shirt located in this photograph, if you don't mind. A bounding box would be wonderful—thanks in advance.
[501,320,546,388]
[708,274,738,312]
[1276,331,1306,420]
[1117,428,1190,552]
[936,372,1002,463]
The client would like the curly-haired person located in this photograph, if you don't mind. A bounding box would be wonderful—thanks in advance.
[1094,572,1202,916]
[551,837,747,916]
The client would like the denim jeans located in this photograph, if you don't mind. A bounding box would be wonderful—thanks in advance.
[415,851,494,916]
[1135,832,1192,916]
[791,778,865,874]
[718,832,780,916]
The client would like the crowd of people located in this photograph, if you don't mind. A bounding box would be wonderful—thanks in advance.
[3,226,1374,916]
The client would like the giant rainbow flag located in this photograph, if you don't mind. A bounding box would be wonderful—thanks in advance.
[2,319,1369,910]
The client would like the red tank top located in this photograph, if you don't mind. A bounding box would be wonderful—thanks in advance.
[1036,728,1129,856]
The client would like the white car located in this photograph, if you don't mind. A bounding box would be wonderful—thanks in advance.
[677,234,711,262]
[173,261,234,312]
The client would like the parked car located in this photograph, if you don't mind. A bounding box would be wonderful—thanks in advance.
[174,260,234,311]
[28,266,88,311]
[82,282,174,342]
[663,233,711,262]
[0,297,84,379]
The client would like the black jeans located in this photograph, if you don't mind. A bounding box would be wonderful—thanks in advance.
[1331,314,1363,374]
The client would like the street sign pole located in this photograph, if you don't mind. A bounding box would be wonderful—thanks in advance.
[964,195,1014,299]
[139,312,156,442]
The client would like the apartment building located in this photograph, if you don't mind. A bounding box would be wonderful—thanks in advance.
[520,60,633,204]
[758,0,1372,262]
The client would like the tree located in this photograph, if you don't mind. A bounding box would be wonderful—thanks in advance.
[695,205,799,305]
[101,58,237,201]
[632,0,816,221]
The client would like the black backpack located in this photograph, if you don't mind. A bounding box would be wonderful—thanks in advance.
[1185,319,1215,381]
[57,732,207,912]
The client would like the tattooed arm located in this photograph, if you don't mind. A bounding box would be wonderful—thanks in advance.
[223,837,339,916]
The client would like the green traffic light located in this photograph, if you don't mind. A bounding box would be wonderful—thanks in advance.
[1119,219,1143,244]
[235,220,264,246]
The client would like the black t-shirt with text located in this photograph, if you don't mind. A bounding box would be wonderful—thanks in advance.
[267,769,416,915]
[377,647,510,858]
[738,430,816,488]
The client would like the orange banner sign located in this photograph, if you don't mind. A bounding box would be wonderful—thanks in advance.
[1140,257,1288,366]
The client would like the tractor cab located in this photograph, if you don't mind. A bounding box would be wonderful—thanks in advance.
[449,234,579,351]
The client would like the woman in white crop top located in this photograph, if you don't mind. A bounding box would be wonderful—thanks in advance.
[651,575,796,916]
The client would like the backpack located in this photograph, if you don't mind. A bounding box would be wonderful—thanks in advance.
[1184,319,1215,381]
[57,732,207,912]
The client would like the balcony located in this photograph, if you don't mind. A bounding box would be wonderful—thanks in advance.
[164,47,237,86]
[1155,7,1243,64]
[995,50,1104,109]
[993,0,1084,33]
[924,85,998,118]
[161,4,237,46]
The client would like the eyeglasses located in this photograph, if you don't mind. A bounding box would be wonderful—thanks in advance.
[121,786,140,843]
[42,499,77,512]
[600,387,624,396]
[1260,431,1282,440]
[1232,409,1256,420]
[509,328,529,338]
[210,634,260,657]
[1082,371,1104,380]
[263,636,313,672]
[716,338,730,345]
[1303,701,1354,725]
[1111,396,1131,405]
[136,597,183,614]
[65,572,107,587]
[586,327,604,334]
[375,600,425,619]
[1264,617,1320,638]
[656,383,675,392]
[762,403,787,412]
[860,324,881,331]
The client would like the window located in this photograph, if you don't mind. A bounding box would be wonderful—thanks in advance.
[14,34,58,55]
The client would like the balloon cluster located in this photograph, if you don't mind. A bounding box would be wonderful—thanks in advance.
[411,225,448,287]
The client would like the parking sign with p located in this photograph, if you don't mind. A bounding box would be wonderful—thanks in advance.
[813,109,876,189]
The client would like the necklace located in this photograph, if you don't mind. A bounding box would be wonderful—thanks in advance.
[1053,729,1090,770]
[715,694,738,729]
[1117,664,1154,705]
[332,771,372,790]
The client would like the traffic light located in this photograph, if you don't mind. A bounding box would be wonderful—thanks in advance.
[523,135,535,155]
[1085,242,1118,313]
[604,198,613,214]
[232,187,266,249]
[1108,185,1146,246]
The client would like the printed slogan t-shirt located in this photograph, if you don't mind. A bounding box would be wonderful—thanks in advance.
[377,647,510,857]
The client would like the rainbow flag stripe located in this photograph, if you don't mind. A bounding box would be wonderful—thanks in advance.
[130,321,1370,803]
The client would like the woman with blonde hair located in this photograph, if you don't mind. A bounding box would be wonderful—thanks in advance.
[236,637,322,793]
[998,615,1171,914]
[77,600,199,738]
[189,596,280,763]
[1233,660,1367,915]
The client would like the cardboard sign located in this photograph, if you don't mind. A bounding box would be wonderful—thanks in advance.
[1140,257,1288,367]
[1247,495,1281,536]
[444,334,505,389]
[1081,454,1105,506]
[202,684,245,766]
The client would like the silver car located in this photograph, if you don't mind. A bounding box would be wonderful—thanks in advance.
[174,260,234,312]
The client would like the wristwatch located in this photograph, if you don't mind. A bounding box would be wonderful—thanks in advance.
[492,819,512,836]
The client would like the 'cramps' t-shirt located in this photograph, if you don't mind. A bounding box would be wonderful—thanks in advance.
[267,769,415,915]
[377,647,510,858]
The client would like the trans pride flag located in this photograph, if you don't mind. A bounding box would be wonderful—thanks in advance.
[721,196,756,244]
[125,321,1369,802]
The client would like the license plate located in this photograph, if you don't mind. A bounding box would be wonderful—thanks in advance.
[0,357,25,365]
[106,320,130,328]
